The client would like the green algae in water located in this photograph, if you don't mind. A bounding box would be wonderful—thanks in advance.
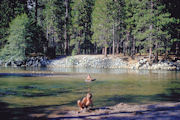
[0,69,180,109]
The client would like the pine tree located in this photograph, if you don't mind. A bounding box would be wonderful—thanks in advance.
[0,14,29,61]
[133,0,176,62]
[107,0,125,55]
[43,0,59,58]
[70,0,94,55]
[0,0,27,49]
[25,19,47,55]
[162,0,180,56]
[0,0,179,58]
[40,0,72,56]
[122,0,138,56]
[70,0,86,55]
[91,0,113,56]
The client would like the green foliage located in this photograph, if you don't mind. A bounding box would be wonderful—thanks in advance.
[0,0,27,49]
[91,0,113,48]
[41,0,70,56]
[71,49,78,56]
[0,0,179,60]
[26,20,47,54]
[70,0,94,54]
[0,14,29,61]
[133,0,176,54]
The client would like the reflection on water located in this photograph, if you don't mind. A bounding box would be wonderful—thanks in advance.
[0,66,177,75]
[0,67,180,119]
[46,67,177,75]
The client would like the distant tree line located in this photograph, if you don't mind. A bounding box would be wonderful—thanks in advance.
[0,0,179,62]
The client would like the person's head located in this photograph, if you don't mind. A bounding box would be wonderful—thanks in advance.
[87,93,92,99]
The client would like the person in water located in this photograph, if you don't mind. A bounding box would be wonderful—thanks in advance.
[85,74,96,82]
[86,74,92,80]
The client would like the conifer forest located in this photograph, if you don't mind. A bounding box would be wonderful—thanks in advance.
[0,0,179,61]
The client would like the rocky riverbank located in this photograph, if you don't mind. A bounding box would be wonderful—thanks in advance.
[49,55,180,70]
[0,56,49,67]
[49,55,127,69]
[0,55,179,70]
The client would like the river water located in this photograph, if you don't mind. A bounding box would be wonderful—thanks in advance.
[0,67,180,119]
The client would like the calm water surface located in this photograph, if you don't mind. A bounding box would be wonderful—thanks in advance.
[0,67,180,118]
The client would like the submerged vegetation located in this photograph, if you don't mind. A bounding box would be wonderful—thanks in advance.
[0,68,180,119]
[0,69,180,108]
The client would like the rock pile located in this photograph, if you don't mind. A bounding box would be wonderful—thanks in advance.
[1,55,179,70]
[49,56,128,69]
[130,58,179,70]
[49,55,180,70]
[1,56,49,67]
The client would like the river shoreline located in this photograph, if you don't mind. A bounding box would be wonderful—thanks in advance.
[33,102,180,120]
[0,55,180,70]
[49,55,180,71]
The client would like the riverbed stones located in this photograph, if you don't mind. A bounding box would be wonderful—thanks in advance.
[0,56,49,67]
[49,55,128,69]
[49,55,180,70]
[0,55,179,70]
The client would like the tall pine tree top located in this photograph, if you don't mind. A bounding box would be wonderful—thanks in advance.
[0,14,29,61]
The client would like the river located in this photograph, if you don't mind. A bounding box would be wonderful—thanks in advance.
[0,67,180,119]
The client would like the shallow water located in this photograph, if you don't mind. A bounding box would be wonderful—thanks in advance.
[0,67,180,119]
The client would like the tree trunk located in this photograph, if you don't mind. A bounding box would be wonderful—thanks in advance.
[109,47,111,54]
[123,41,126,56]
[126,31,130,55]
[154,40,159,63]
[149,0,153,63]
[104,46,107,57]
[176,42,179,55]
[102,48,105,55]
[116,25,120,54]
[46,26,49,54]
[78,43,80,54]
[94,43,97,54]
[124,31,129,56]
[177,31,180,56]
[64,0,69,55]
[84,22,87,54]
[35,0,38,24]
[112,23,115,56]
[95,46,97,54]
[131,36,136,58]
[116,40,119,54]
[164,51,168,60]
[154,51,158,63]
[149,47,152,62]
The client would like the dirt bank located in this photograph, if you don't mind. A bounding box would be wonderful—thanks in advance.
[43,102,180,120]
